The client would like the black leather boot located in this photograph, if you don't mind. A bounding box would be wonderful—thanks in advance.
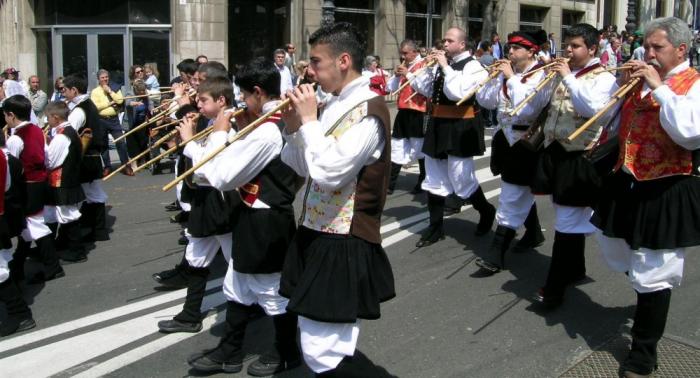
[59,221,87,264]
[468,186,496,236]
[152,253,189,288]
[188,301,251,373]
[474,225,516,275]
[533,232,585,308]
[247,311,301,376]
[27,234,65,284]
[622,289,672,376]
[387,163,402,195]
[416,193,445,247]
[159,264,208,333]
[0,278,36,337]
[513,203,545,252]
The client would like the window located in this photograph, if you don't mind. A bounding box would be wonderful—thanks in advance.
[519,5,548,32]
[334,2,376,54]
[405,0,443,47]
[229,0,288,67]
[33,0,170,25]
[132,30,170,86]
[34,30,53,94]
[467,1,484,43]
[561,10,585,42]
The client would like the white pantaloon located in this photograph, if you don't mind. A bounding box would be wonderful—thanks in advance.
[595,231,684,293]
[81,181,108,204]
[553,203,596,234]
[222,263,288,316]
[44,204,82,225]
[0,249,12,283]
[422,155,479,198]
[21,211,52,242]
[184,231,232,268]
[390,137,424,165]
[496,182,534,229]
[298,316,361,373]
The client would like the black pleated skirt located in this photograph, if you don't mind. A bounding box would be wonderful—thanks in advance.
[3,206,25,238]
[0,215,13,250]
[531,142,603,207]
[25,181,48,215]
[391,109,425,139]
[80,154,104,183]
[591,171,700,250]
[422,116,485,159]
[47,186,86,206]
[279,226,396,323]
[187,187,238,238]
[231,206,296,274]
[490,130,540,186]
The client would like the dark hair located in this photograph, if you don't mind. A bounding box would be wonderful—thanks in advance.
[197,76,233,106]
[44,101,70,120]
[176,59,198,75]
[2,95,32,121]
[196,55,208,62]
[62,75,87,94]
[234,57,281,98]
[565,23,601,53]
[309,22,366,74]
[175,104,198,119]
[480,40,492,50]
[197,61,229,80]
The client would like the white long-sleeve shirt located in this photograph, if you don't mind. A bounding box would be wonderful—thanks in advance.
[386,56,425,93]
[477,60,551,145]
[184,102,285,208]
[45,122,72,170]
[281,75,384,192]
[6,121,32,159]
[647,60,700,150]
[409,51,489,101]
[67,94,90,131]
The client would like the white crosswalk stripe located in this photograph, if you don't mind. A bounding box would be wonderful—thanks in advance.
[0,135,501,377]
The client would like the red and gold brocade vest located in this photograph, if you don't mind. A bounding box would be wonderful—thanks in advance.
[397,59,428,112]
[616,67,700,181]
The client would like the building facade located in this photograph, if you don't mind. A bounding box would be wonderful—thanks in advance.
[0,0,690,94]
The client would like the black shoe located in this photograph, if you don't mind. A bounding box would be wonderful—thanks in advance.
[158,319,202,333]
[513,229,545,252]
[409,185,423,195]
[532,288,564,309]
[170,211,189,224]
[60,252,88,264]
[0,317,36,337]
[386,188,394,195]
[178,235,188,245]
[474,258,501,276]
[247,356,302,377]
[26,268,66,285]
[443,206,461,216]
[165,201,181,212]
[153,268,188,288]
[187,352,243,374]
[415,227,445,248]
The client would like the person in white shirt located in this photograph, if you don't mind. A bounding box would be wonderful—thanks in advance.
[592,17,700,377]
[409,27,496,248]
[274,48,294,95]
[279,22,396,376]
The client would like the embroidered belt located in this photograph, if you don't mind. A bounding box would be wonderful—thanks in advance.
[431,104,476,119]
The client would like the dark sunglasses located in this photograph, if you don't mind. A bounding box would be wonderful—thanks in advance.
[135,70,143,74]
[59,86,66,91]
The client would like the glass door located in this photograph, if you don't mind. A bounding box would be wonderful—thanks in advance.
[56,29,127,90]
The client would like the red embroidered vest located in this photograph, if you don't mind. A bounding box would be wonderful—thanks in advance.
[397,60,428,112]
[616,67,700,181]
[13,123,47,183]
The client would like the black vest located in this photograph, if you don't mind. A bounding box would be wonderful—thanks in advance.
[75,98,106,153]
[431,56,476,107]
[52,126,82,188]
[5,154,26,236]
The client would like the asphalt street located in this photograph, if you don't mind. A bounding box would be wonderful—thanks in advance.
[0,106,698,377]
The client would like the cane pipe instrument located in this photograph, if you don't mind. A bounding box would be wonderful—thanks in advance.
[602,66,633,73]
[566,77,641,142]
[102,128,180,181]
[161,104,285,192]
[135,108,244,174]
[521,58,569,79]
[455,69,501,106]
[391,59,437,97]
[114,109,171,143]
[150,118,180,132]
[508,70,559,117]
[122,90,175,100]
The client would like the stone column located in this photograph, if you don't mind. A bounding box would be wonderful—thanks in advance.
[375,0,405,70]
[0,0,37,79]
[171,0,227,68]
